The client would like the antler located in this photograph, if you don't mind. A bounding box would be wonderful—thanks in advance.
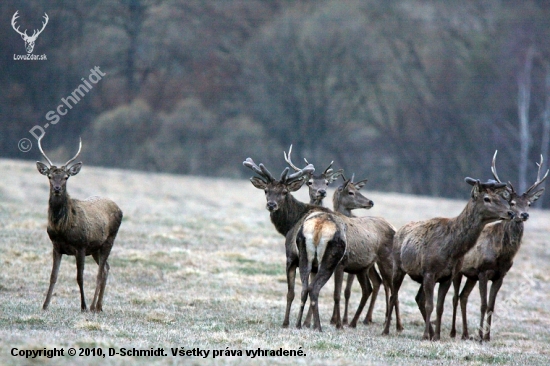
[11,11,27,38]
[243,157,275,183]
[37,135,53,167]
[284,145,301,172]
[63,138,82,167]
[525,155,549,194]
[491,150,502,183]
[323,161,334,175]
[285,164,315,183]
[283,145,315,182]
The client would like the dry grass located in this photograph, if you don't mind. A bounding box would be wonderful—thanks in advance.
[1,158,549,365]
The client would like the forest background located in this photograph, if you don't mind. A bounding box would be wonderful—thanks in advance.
[2,0,550,206]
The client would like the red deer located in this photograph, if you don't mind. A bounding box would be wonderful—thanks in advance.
[450,152,547,341]
[243,155,331,327]
[295,211,347,331]
[36,137,123,312]
[332,175,401,329]
[285,151,390,328]
[382,177,514,340]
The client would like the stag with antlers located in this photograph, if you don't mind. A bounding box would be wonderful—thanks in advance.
[37,137,123,312]
[383,176,515,340]
[243,154,332,327]
[12,11,49,54]
[450,152,547,341]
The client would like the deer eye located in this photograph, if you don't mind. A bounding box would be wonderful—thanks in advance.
[282,190,288,195]
[483,197,491,203]
[307,181,312,186]
[348,191,355,196]
[510,200,516,206]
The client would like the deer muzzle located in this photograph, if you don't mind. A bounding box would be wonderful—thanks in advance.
[266,201,278,212]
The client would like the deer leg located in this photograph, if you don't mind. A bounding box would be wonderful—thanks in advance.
[90,243,112,312]
[364,265,381,325]
[458,277,477,340]
[434,279,452,341]
[296,244,317,329]
[450,274,463,338]
[75,250,87,312]
[283,258,298,328]
[478,272,489,340]
[43,250,62,310]
[422,273,436,340]
[382,266,406,335]
[303,271,316,328]
[484,277,504,341]
[343,273,355,325]
[310,237,346,332]
[330,264,344,328]
[349,269,372,328]
[414,283,434,336]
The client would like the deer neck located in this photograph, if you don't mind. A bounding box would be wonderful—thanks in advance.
[48,191,74,232]
[310,197,323,206]
[332,191,354,217]
[500,220,524,260]
[270,194,316,236]
[448,199,493,260]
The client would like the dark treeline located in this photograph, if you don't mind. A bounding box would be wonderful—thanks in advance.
[2,0,550,206]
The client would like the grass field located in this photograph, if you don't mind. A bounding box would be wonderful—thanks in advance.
[0,158,549,365]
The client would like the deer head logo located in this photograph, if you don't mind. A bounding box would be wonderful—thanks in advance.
[11,11,49,54]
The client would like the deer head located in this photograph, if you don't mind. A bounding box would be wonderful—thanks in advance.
[284,145,343,204]
[36,137,82,196]
[491,151,548,222]
[12,11,49,54]
[334,173,374,213]
[244,150,314,212]
[464,176,514,222]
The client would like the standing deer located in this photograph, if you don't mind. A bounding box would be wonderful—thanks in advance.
[285,150,388,328]
[450,152,547,341]
[36,137,123,312]
[11,11,49,54]
[295,211,347,331]
[382,177,515,340]
[243,155,331,327]
[332,175,401,329]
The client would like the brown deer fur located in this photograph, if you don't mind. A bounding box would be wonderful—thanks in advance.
[244,157,331,327]
[450,154,547,341]
[331,177,401,329]
[37,137,123,312]
[295,211,347,331]
[382,178,514,340]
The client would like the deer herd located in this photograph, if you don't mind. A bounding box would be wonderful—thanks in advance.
[33,137,546,342]
[243,145,547,341]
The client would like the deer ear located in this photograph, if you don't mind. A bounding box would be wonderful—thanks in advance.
[287,179,305,192]
[36,162,50,176]
[250,177,267,190]
[67,162,82,176]
[529,188,545,203]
